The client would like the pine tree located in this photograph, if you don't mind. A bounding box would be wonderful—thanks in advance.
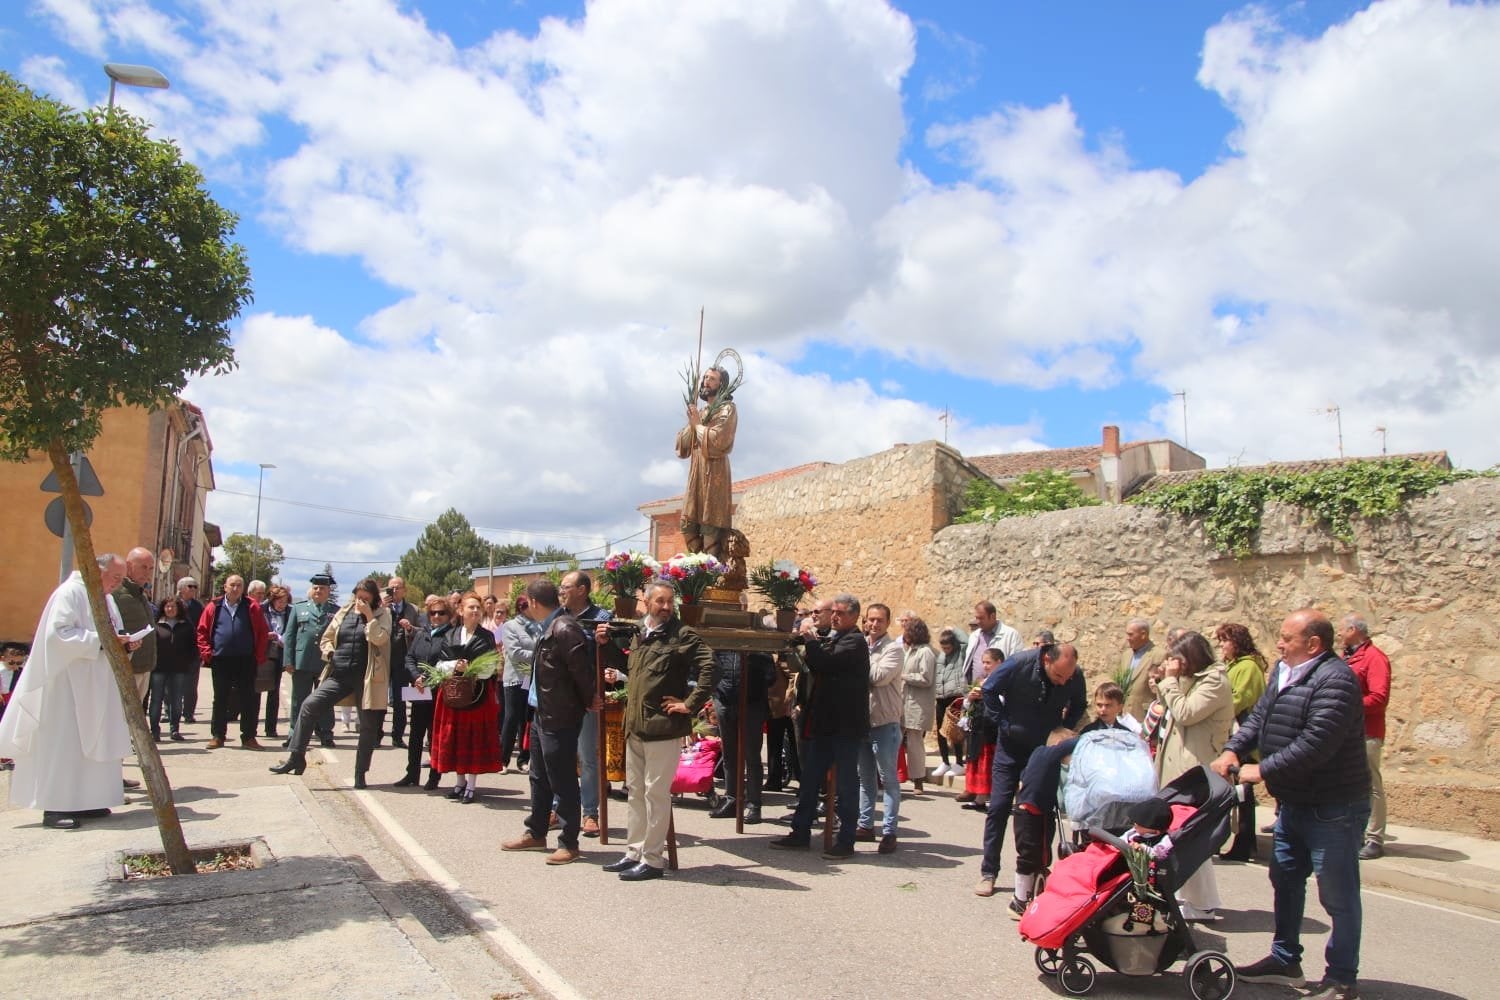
[394,508,493,597]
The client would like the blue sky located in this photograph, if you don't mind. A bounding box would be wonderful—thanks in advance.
[3,0,1496,583]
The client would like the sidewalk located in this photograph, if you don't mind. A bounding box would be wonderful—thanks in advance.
[3,729,1498,1000]
[0,726,536,1000]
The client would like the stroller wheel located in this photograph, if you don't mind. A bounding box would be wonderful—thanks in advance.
[1058,956,1096,996]
[1184,950,1236,1000]
[1034,947,1062,976]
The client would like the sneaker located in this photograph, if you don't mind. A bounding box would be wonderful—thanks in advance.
[1358,840,1384,860]
[822,842,855,860]
[974,876,996,898]
[1008,896,1028,920]
[1235,955,1306,988]
[1304,979,1360,1000]
[545,846,581,866]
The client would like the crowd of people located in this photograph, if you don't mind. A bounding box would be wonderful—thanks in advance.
[0,558,1392,1000]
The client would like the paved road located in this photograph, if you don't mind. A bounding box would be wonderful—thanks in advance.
[320,740,1487,1000]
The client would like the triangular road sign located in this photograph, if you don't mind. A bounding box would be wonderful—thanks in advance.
[40,455,105,497]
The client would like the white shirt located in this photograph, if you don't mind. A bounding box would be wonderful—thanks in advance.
[1276,653,1323,692]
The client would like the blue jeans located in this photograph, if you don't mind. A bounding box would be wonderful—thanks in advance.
[857,722,903,835]
[578,709,600,818]
[1270,799,1371,984]
[149,672,190,733]
[790,733,861,846]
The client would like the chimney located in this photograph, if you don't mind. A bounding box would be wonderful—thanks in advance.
[1100,425,1121,503]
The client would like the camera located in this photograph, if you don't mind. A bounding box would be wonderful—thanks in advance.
[604,620,641,639]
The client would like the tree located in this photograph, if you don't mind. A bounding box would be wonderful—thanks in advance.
[212,532,284,583]
[531,544,575,564]
[954,469,1102,524]
[0,75,252,874]
[394,508,493,597]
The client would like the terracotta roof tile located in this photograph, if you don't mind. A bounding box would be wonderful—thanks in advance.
[1133,452,1453,494]
[969,445,1104,481]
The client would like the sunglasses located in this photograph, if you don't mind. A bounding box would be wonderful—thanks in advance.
[428,609,449,617]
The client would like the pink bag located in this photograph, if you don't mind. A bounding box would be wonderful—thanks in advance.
[671,737,721,795]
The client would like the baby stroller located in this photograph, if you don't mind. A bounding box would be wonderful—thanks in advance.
[1018,765,1240,998]
[1058,729,1158,856]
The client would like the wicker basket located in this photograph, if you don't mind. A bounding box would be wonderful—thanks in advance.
[441,675,485,710]
[940,700,966,748]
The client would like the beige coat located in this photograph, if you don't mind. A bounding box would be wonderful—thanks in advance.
[901,644,936,731]
[1122,641,1164,722]
[318,603,391,711]
[1153,664,1234,786]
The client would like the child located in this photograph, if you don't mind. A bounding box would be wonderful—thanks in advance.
[1008,726,1078,918]
[1080,681,1140,735]
[1126,796,1173,845]
[959,648,1004,811]
[1139,663,1169,757]
[0,641,27,770]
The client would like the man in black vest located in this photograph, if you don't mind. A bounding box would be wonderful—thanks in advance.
[1216,609,1369,1000]
[382,577,419,749]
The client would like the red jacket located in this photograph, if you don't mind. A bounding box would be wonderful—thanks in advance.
[1345,640,1390,740]
[197,597,270,666]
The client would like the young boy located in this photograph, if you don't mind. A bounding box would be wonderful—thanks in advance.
[1080,681,1140,735]
[0,641,28,770]
[1008,726,1079,918]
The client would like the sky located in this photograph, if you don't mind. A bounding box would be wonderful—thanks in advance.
[4,0,1498,590]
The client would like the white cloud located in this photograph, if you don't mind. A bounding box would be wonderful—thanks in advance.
[17,0,1500,584]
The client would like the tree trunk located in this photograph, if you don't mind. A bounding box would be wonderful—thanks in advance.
[48,439,196,875]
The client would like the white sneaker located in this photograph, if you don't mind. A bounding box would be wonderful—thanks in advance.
[931,763,950,779]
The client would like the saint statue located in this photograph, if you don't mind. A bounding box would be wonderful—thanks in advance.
[675,361,738,560]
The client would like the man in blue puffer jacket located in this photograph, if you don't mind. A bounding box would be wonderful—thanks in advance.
[1214,608,1369,1000]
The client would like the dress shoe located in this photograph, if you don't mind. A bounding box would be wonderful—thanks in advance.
[170,732,185,742]
[392,738,406,749]
[393,774,419,787]
[353,773,368,790]
[151,729,162,742]
[546,846,581,866]
[319,736,336,749]
[581,815,601,837]
[956,791,976,803]
[206,738,224,750]
[619,861,664,881]
[72,808,111,819]
[460,787,477,804]
[768,834,810,850]
[446,785,466,800]
[742,805,762,825]
[602,855,639,873]
[878,833,898,854]
[853,826,876,842]
[43,811,79,829]
[269,752,307,775]
[763,778,785,792]
[241,737,263,750]
[501,833,549,852]
[1359,840,1384,860]
[822,842,855,860]
[963,800,988,811]
[424,770,442,791]
[122,778,141,789]
[709,798,738,819]
[183,715,197,724]
[264,729,278,739]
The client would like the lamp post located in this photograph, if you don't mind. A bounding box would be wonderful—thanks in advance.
[253,463,276,582]
[104,62,170,111]
[57,63,173,584]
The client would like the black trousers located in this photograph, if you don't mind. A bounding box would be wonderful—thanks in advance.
[980,741,1031,879]
[290,671,383,756]
[765,716,799,786]
[1013,806,1055,876]
[289,671,334,740]
[714,694,766,807]
[387,672,408,742]
[183,662,202,719]
[261,670,283,736]
[526,724,581,849]
[936,696,966,764]
[500,685,531,766]
[404,700,434,779]
[210,655,258,740]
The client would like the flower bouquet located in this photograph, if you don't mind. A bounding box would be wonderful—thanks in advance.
[748,560,818,610]
[599,550,660,598]
[661,552,726,605]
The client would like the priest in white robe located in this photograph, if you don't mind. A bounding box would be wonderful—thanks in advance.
[0,554,134,829]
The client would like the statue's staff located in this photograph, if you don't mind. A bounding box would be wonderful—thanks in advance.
[691,306,704,453]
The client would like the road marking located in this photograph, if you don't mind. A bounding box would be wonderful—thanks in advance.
[1364,886,1500,924]
[322,755,581,1000]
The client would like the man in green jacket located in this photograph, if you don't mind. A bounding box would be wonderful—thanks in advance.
[595,580,715,881]
[281,573,339,749]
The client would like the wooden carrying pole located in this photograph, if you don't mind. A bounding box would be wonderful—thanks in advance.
[596,641,609,845]
[735,650,747,835]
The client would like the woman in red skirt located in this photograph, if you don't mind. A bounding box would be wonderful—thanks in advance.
[428,592,501,803]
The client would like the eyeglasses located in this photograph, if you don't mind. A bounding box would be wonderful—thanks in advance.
[428,609,449,617]
[183,584,198,589]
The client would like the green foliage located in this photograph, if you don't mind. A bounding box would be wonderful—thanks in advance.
[1130,458,1484,556]
[395,508,494,598]
[955,469,1102,524]
[212,532,284,583]
[531,544,575,564]
[0,73,252,461]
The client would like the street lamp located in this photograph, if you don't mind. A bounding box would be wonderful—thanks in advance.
[253,463,276,583]
[104,62,170,111]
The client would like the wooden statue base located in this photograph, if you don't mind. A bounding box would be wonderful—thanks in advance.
[698,599,758,631]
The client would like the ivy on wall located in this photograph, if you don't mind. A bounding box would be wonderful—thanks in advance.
[956,469,1101,524]
[1129,458,1492,556]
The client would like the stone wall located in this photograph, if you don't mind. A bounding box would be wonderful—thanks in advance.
[920,477,1500,832]
[732,441,981,617]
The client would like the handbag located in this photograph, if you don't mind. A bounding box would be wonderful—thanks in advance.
[254,660,279,693]
[940,699,965,748]
[441,675,486,710]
